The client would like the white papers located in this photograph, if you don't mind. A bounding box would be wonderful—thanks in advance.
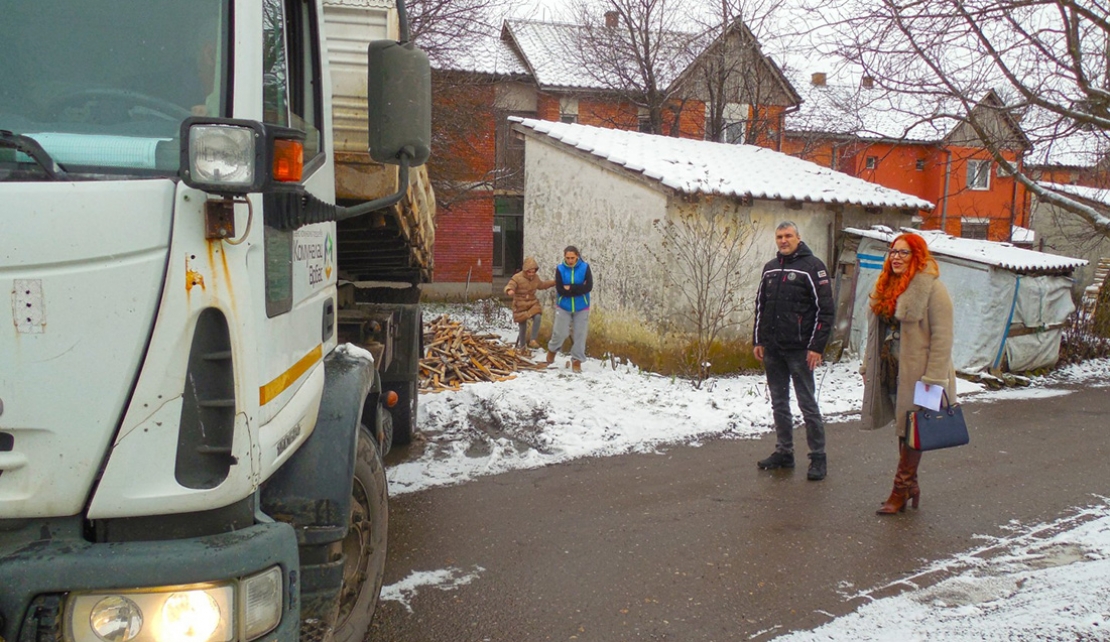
[914,381,944,411]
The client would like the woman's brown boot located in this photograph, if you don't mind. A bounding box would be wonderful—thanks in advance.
[877,444,922,515]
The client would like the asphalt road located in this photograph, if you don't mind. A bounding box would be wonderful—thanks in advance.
[369,382,1110,641]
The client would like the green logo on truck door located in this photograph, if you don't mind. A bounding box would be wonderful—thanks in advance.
[325,233,334,280]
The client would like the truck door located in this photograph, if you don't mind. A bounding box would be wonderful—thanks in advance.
[256,0,337,427]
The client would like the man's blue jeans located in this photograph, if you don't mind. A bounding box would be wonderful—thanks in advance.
[763,346,825,456]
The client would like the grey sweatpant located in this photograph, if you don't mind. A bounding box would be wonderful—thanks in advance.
[548,307,590,363]
[515,314,541,347]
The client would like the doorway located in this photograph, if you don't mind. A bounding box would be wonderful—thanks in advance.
[492,196,524,277]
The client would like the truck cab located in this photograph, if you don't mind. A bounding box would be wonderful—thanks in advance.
[0,1,430,641]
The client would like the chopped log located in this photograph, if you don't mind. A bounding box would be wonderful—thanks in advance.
[419,314,547,393]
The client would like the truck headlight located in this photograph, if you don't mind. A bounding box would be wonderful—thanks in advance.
[179,117,307,196]
[65,567,283,642]
[89,596,143,642]
[188,125,256,188]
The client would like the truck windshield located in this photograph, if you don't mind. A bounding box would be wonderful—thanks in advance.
[0,0,229,176]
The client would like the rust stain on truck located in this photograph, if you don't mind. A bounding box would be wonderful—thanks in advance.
[185,255,206,293]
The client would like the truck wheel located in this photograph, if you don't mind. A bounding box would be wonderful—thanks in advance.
[333,426,388,642]
[388,382,417,446]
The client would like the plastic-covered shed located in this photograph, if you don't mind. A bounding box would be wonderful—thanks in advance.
[838,227,1087,373]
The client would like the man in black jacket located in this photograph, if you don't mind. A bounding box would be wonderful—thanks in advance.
[752,221,835,481]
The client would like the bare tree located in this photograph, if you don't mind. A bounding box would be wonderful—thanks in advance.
[691,0,798,145]
[408,0,510,62]
[803,0,1110,237]
[426,71,502,209]
[649,211,758,387]
[409,0,516,208]
[569,0,702,135]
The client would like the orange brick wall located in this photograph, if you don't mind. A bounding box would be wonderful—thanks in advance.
[782,133,1029,241]
[579,99,639,130]
[919,146,1028,240]
[663,100,706,139]
[1034,166,1110,189]
[430,82,714,285]
[430,81,497,181]
[434,196,494,284]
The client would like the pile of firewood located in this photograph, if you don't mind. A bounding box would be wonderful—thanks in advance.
[419,315,546,393]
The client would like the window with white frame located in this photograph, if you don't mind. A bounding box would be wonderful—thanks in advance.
[967,159,991,190]
[865,156,878,169]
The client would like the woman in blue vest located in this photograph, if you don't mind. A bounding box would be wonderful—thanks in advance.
[545,246,593,373]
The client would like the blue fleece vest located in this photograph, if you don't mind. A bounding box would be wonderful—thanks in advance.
[556,260,590,312]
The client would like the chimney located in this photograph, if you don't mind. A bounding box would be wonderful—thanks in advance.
[861,75,874,89]
[811,72,826,87]
[605,10,619,28]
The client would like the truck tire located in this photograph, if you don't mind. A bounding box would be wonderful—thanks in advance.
[388,382,417,446]
[333,426,388,642]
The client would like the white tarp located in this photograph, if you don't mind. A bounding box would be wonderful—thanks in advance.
[847,234,1077,373]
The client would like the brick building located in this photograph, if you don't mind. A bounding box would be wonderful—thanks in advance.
[425,17,798,297]
[781,74,1031,242]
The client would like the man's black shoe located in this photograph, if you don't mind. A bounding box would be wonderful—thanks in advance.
[757,451,794,470]
[807,453,827,481]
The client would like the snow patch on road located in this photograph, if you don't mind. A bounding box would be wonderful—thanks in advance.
[379,565,485,614]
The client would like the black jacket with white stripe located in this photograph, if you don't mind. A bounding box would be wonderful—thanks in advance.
[752,241,835,353]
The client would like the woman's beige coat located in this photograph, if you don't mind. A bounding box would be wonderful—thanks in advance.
[860,271,958,436]
[504,257,555,323]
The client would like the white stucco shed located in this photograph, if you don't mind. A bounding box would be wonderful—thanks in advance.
[510,118,933,339]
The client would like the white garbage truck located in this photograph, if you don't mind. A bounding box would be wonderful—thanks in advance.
[0,0,432,641]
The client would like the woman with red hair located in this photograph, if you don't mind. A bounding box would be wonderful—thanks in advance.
[860,233,958,515]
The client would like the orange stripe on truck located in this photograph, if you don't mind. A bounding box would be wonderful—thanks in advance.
[259,345,323,405]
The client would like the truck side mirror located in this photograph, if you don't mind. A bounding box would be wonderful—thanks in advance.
[367,40,431,167]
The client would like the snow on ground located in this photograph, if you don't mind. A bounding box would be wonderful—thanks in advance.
[391,303,1110,497]
[774,500,1110,641]
[380,304,1110,639]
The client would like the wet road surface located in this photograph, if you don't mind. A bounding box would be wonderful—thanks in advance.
[370,383,1109,641]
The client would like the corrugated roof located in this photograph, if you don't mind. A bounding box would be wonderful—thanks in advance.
[512,118,934,210]
[844,227,1086,273]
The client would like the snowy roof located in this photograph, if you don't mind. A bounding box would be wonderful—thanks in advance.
[1029,130,1110,168]
[844,227,1086,274]
[788,75,1028,150]
[1011,225,1035,244]
[430,33,531,76]
[511,118,934,210]
[502,19,698,91]
[788,75,958,142]
[1037,182,1110,207]
[1022,108,1110,168]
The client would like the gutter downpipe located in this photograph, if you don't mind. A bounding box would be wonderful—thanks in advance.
[940,148,952,234]
[1009,149,1029,239]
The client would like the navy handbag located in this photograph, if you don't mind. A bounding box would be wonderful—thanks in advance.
[907,391,970,451]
